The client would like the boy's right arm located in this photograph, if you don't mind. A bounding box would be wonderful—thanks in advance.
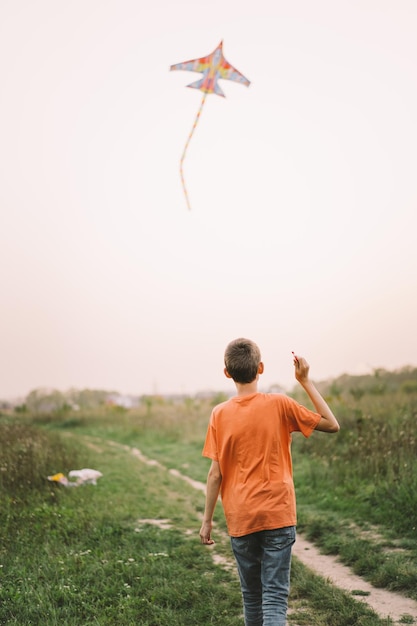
[293,355,340,433]
[199,460,222,545]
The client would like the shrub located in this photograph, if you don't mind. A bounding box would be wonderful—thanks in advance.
[0,422,81,501]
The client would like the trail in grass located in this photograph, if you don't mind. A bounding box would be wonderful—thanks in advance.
[97,437,417,625]
[293,535,417,624]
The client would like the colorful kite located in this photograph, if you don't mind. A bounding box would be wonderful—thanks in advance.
[170,41,250,209]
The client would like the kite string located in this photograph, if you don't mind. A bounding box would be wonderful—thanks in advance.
[180,92,207,210]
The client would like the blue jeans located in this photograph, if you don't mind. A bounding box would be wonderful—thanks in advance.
[230,526,296,626]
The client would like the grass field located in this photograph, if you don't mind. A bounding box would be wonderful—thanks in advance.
[1,368,416,624]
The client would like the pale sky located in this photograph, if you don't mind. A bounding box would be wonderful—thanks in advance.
[1,0,416,398]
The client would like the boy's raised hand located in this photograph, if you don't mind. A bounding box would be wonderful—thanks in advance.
[292,353,310,384]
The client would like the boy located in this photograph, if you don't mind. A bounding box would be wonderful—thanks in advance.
[199,338,339,626]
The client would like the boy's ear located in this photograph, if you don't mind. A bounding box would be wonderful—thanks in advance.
[258,362,264,375]
[224,367,232,379]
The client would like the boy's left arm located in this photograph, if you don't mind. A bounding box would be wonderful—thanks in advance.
[200,460,222,545]
[294,356,340,433]
[303,380,340,432]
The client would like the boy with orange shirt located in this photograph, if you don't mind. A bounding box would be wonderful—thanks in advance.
[199,338,340,626]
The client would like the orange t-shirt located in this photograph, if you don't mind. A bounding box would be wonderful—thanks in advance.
[202,392,321,537]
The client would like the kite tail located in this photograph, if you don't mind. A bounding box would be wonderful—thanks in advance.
[180,92,207,210]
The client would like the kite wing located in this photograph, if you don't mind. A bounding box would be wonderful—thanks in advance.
[215,55,250,87]
[170,56,212,74]
[170,41,250,97]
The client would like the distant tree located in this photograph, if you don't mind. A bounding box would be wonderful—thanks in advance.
[401,380,417,394]
[349,387,365,401]
[142,395,154,416]
[67,388,113,409]
[210,392,229,406]
[369,382,387,395]
[14,403,27,414]
[25,388,66,414]
[329,382,342,400]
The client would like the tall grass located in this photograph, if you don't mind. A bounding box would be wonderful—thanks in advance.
[20,375,417,536]
[0,419,244,625]
[0,420,81,501]
[292,389,417,537]
[290,378,417,600]
[24,398,216,482]
[0,414,392,625]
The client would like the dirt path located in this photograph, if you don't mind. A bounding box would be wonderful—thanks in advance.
[105,440,417,625]
[169,459,417,623]
[292,535,417,624]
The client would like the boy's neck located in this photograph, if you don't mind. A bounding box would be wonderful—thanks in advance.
[235,380,259,397]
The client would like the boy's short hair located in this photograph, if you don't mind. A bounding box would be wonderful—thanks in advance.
[224,338,261,384]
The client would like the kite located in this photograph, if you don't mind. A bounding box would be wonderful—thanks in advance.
[170,41,250,209]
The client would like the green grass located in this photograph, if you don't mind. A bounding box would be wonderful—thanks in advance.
[2,370,417,624]
[0,418,391,626]
[0,430,243,625]
[0,424,387,626]
[289,387,417,602]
